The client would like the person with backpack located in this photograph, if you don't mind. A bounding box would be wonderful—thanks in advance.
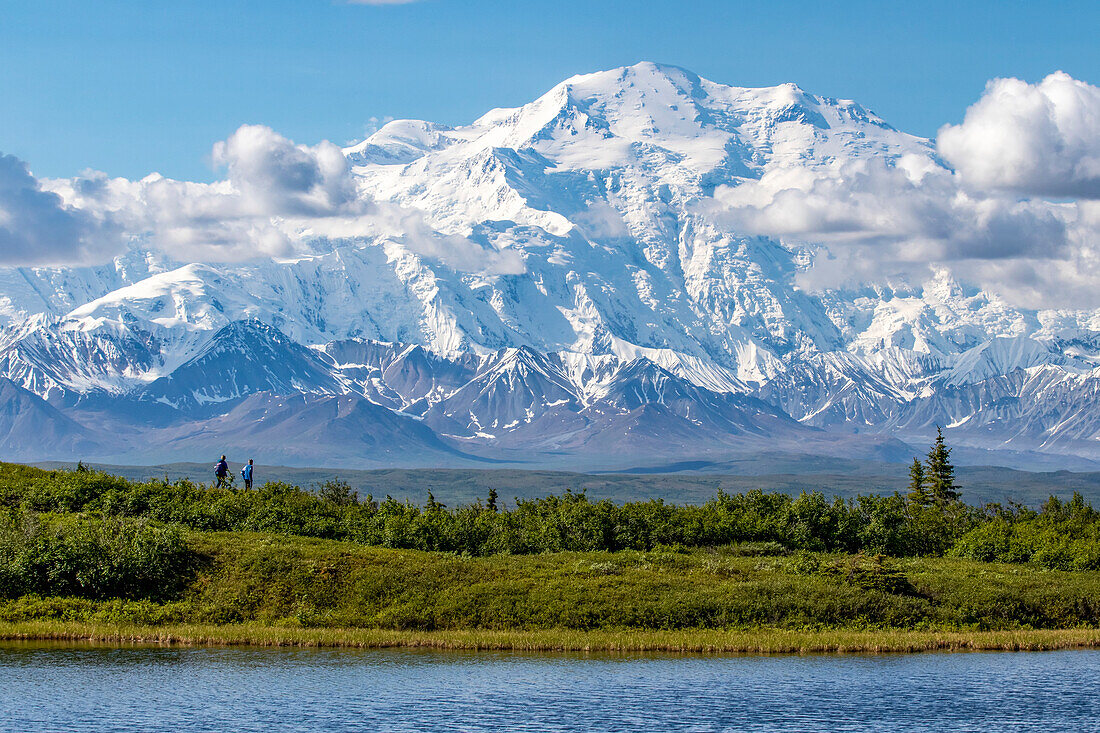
[241,459,254,490]
[214,455,230,489]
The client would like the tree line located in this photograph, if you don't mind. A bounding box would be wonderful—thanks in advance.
[2,429,1099,572]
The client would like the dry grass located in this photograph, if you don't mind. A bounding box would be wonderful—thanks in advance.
[2,621,1099,654]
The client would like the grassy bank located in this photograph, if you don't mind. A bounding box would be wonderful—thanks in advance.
[3,622,1100,654]
[5,463,1100,652]
[4,531,1100,633]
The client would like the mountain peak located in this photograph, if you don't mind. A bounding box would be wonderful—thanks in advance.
[344,63,904,179]
[3,65,1098,466]
[558,61,703,95]
[345,120,454,166]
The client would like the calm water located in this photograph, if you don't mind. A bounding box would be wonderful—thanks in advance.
[1,644,1098,732]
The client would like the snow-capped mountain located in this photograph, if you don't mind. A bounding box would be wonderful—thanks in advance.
[2,62,1099,467]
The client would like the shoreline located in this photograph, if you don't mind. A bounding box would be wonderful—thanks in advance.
[2,622,1100,654]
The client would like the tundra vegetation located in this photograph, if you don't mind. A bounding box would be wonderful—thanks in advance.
[2,434,1100,650]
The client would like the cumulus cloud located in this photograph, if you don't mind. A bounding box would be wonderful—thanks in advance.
[695,71,1100,306]
[702,152,1095,306]
[407,229,525,276]
[211,124,355,216]
[0,154,117,266]
[364,203,525,275]
[572,200,631,240]
[710,157,1070,260]
[938,72,1100,198]
[36,125,363,262]
[36,125,525,273]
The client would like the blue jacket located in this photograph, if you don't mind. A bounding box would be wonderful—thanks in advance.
[214,460,228,477]
[242,464,253,481]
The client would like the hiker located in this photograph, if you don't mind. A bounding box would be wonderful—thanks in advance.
[241,459,254,490]
[214,455,229,489]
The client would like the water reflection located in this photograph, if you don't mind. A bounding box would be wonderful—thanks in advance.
[1,643,1096,732]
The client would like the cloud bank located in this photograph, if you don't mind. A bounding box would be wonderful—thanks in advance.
[28,125,523,274]
[0,154,116,266]
[710,157,1069,261]
[35,125,363,263]
[702,72,1100,307]
[211,124,355,217]
[938,72,1100,199]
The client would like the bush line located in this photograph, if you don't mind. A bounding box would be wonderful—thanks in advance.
[4,462,1100,568]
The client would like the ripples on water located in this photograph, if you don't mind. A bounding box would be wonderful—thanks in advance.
[1,643,1097,732]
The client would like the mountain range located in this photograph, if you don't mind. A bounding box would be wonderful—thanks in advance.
[3,62,1099,470]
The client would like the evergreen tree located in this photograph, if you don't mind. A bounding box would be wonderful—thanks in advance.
[906,457,931,506]
[487,488,499,512]
[925,426,960,504]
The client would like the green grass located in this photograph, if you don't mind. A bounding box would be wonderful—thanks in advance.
[6,463,1100,654]
[4,530,1100,635]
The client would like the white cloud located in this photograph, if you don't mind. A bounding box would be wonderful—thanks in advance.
[702,153,1097,307]
[362,203,525,275]
[700,71,1100,306]
[405,229,526,277]
[0,154,117,266]
[38,125,525,273]
[710,157,1070,260]
[938,72,1100,199]
[572,200,630,240]
[39,126,365,262]
[211,124,355,216]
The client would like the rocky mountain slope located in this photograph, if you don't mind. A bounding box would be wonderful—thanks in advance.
[1,62,1098,467]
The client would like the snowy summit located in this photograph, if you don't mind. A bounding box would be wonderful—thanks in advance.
[1,63,1099,468]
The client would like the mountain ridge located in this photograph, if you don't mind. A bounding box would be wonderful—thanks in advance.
[1,62,1098,467]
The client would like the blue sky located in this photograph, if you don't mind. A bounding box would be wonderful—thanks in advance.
[2,0,1096,181]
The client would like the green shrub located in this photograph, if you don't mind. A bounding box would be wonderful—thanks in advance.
[951,494,1100,570]
[5,463,1100,569]
[818,553,919,596]
[0,510,195,600]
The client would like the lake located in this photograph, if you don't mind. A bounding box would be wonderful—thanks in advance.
[1,643,1097,731]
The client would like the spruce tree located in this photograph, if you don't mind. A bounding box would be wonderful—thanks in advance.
[487,488,499,512]
[906,457,931,506]
[925,426,960,504]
